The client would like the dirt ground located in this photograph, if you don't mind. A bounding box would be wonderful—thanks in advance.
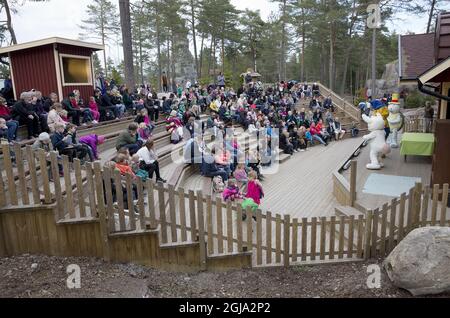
[0,255,448,298]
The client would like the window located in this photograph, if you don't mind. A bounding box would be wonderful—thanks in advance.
[60,55,92,86]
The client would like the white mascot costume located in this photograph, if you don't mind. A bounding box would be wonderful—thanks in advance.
[362,113,391,170]
[387,94,403,148]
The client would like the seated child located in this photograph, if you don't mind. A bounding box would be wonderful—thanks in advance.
[233,163,248,189]
[351,121,359,137]
[88,96,100,123]
[222,179,244,202]
[130,154,149,181]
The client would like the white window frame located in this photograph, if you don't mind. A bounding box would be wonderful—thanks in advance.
[59,53,93,86]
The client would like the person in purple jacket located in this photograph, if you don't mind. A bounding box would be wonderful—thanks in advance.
[79,134,106,162]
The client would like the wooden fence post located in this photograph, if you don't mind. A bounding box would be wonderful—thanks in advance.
[350,161,357,207]
[283,215,290,267]
[414,182,422,229]
[2,144,17,206]
[364,211,373,260]
[196,191,207,271]
[94,162,110,261]
[441,184,449,227]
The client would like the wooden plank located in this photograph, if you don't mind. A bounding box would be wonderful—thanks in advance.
[347,215,355,258]
[356,215,364,259]
[168,185,177,242]
[388,199,397,253]
[0,166,5,207]
[275,214,282,263]
[62,156,75,219]
[157,184,167,243]
[125,173,136,231]
[93,162,110,261]
[431,184,439,226]
[364,211,373,260]
[226,201,233,253]
[320,217,326,260]
[380,204,388,257]
[237,205,243,253]
[338,216,345,259]
[371,209,379,258]
[414,183,423,228]
[179,187,188,242]
[350,161,357,206]
[329,216,336,260]
[14,144,29,205]
[310,217,317,261]
[196,191,206,270]
[406,188,414,233]
[246,207,253,252]
[189,190,197,242]
[85,163,97,217]
[421,187,430,227]
[398,193,406,240]
[292,218,298,262]
[73,159,86,218]
[266,211,272,264]
[440,184,449,227]
[38,149,52,205]
[147,180,157,229]
[26,146,40,205]
[256,210,262,266]
[114,169,126,232]
[206,195,213,254]
[301,218,307,261]
[102,167,115,232]
[50,152,64,220]
[137,177,146,230]
[2,144,17,205]
[283,214,290,267]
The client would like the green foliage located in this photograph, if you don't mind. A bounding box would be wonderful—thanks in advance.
[405,90,436,109]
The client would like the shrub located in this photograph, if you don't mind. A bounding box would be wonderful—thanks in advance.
[405,90,436,109]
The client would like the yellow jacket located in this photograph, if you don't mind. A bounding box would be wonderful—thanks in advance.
[373,107,390,128]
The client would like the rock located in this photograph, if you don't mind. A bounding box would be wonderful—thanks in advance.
[31,263,38,270]
[383,227,450,296]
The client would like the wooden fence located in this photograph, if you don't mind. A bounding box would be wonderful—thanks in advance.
[404,116,436,133]
[0,143,449,270]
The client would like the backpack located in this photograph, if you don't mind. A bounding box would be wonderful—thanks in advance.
[212,176,225,193]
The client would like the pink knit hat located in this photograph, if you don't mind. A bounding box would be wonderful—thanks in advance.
[98,135,106,145]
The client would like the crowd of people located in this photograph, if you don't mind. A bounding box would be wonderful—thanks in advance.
[1,75,361,215]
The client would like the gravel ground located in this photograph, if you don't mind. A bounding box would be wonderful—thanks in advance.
[0,255,448,298]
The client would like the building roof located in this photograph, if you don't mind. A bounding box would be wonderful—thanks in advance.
[399,33,436,81]
[0,37,104,56]
[435,12,450,64]
[418,56,450,84]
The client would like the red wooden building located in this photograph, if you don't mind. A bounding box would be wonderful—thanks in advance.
[0,37,104,102]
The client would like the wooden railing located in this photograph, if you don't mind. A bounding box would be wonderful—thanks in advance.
[1,143,449,269]
[404,115,436,133]
[313,82,361,122]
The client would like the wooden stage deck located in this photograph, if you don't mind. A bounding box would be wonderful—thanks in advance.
[343,136,433,210]
[181,137,364,219]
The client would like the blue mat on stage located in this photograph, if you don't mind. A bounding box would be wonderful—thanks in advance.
[362,174,422,197]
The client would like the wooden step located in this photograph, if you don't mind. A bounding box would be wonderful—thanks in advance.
[335,206,365,217]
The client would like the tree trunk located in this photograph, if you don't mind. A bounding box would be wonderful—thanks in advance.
[427,0,436,33]
[280,0,287,81]
[208,35,214,80]
[4,0,17,45]
[199,34,205,79]
[190,0,199,78]
[329,23,335,91]
[138,20,144,85]
[221,35,225,75]
[167,37,171,91]
[301,7,306,82]
[119,0,135,89]
[171,32,176,90]
[155,3,162,92]
[102,35,108,78]
[212,38,217,82]
[340,45,353,95]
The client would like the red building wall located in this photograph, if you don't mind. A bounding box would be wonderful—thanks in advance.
[58,44,96,102]
[10,44,58,98]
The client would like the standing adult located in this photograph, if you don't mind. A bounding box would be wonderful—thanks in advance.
[217,73,225,89]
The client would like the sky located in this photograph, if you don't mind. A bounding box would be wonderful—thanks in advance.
[8,0,446,64]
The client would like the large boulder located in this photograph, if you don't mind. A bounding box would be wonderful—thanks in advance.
[383,227,450,296]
